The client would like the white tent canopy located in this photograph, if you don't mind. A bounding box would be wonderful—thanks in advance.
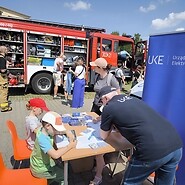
[130,80,144,99]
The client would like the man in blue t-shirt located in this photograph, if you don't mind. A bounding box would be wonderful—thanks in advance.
[99,86,183,185]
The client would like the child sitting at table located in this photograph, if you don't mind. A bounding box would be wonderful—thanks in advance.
[25,98,49,150]
[30,111,76,185]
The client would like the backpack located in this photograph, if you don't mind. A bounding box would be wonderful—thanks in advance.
[107,72,113,85]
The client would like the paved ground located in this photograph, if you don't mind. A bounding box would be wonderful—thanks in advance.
[0,88,152,185]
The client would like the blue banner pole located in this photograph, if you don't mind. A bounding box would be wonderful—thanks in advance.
[143,31,185,184]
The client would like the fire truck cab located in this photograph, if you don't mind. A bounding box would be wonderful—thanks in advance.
[88,32,136,85]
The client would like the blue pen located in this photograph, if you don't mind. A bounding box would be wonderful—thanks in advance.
[88,134,92,140]
[88,131,94,140]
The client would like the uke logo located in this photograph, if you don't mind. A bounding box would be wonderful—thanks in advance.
[147,55,164,65]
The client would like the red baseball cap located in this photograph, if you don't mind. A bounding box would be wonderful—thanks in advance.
[29,98,49,111]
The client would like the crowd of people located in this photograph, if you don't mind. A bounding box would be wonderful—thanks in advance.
[1,50,183,185]
[23,87,182,185]
[51,51,146,109]
[52,53,86,108]
[23,58,182,185]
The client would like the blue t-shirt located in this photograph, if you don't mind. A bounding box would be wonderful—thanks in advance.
[101,95,183,161]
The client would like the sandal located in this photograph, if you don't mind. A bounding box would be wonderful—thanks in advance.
[89,176,102,185]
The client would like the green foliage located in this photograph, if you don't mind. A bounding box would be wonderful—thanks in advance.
[134,33,142,44]
[111,31,119,35]
[122,33,127,36]
[110,31,143,54]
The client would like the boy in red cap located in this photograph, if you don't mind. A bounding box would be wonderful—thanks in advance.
[25,98,49,150]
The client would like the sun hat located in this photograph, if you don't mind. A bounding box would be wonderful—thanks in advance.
[42,111,66,131]
[29,98,49,111]
[90,58,107,68]
[99,86,117,98]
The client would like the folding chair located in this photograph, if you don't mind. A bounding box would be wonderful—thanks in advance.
[0,152,47,185]
[110,148,133,178]
[6,120,32,168]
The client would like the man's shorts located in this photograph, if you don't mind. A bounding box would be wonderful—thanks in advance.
[53,73,62,86]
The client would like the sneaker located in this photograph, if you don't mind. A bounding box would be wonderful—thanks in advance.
[53,95,61,99]
[62,99,69,106]
[62,99,68,102]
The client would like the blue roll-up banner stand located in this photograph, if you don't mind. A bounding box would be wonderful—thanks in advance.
[143,31,185,184]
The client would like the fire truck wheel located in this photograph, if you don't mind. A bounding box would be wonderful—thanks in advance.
[31,73,53,94]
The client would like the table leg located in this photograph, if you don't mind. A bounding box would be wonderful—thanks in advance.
[64,161,68,185]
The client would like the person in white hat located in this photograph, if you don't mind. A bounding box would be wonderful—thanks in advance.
[90,57,120,116]
[30,111,76,185]
[89,58,120,185]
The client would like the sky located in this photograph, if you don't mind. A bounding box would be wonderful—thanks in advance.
[1,0,185,40]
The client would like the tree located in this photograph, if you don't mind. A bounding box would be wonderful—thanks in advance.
[122,33,127,36]
[111,31,119,35]
[134,33,142,44]
[120,32,132,53]
[110,31,143,54]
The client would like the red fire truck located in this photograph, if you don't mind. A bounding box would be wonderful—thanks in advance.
[0,16,146,94]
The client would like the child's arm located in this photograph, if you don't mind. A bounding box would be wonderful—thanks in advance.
[47,140,76,159]
[47,130,76,159]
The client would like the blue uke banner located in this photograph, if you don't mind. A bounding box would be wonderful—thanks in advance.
[143,31,185,184]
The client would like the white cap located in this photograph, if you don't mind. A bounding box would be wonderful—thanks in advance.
[42,111,66,131]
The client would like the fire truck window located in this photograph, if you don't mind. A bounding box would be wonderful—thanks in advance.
[97,37,101,58]
[102,39,112,52]
[114,41,119,52]
[136,43,145,56]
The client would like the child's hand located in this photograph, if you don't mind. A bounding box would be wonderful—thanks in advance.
[69,140,77,149]
[66,130,75,142]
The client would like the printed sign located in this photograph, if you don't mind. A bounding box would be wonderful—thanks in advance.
[143,32,185,183]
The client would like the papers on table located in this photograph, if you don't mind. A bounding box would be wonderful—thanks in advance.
[76,121,108,149]
[76,135,96,149]
[55,119,108,150]
[62,112,93,126]
[55,135,69,148]
[86,121,101,139]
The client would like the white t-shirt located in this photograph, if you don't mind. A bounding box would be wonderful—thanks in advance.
[25,115,41,150]
[75,65,85,79]
[53,57,63,73]
[64,74,67,81]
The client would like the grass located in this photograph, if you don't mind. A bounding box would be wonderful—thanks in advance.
[124,82,132,93]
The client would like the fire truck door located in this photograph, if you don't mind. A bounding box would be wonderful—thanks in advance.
[99,38,117,66]
[135,41,147,67]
